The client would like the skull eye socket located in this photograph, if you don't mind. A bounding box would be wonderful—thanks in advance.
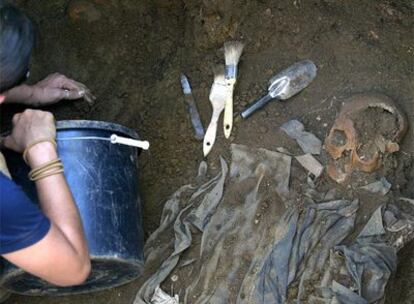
[331,129,347,147]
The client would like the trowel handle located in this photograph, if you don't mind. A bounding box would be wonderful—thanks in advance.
[240,94,273,119]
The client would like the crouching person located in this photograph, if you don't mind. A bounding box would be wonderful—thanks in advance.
[0,1,92,298]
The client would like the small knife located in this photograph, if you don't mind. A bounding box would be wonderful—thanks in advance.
[180,74,205,140]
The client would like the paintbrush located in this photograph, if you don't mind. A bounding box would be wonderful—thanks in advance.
[203,66,229,157]
[223,40,244,138]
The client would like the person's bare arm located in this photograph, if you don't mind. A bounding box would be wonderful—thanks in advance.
[3,73,95,106]
[2,110,90,286]
[2,84,34,103]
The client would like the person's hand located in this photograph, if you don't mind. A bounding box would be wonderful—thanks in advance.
[28,73,96,106]
[3,73,96,106]
[3,109,56,153]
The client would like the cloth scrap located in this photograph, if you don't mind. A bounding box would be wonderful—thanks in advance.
[332,201,414,303]
[331,280,368,304]
[295,154,324,178]
[135,158,228,304]
[358,206,385,237]
[134,144,292,304]
[240,200,359,304]
[280,119,322,155]
[151,286,179,304]
[360,177,391,196]
[134,145,414,304]
[335,240,396,303]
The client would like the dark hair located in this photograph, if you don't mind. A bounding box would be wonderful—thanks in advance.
[0,1,34,92]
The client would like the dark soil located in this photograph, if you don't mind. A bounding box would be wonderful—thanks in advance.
[354,107,398,157]
[1,0,413,303]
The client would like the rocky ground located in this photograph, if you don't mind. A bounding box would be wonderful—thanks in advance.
[1,0,413,303]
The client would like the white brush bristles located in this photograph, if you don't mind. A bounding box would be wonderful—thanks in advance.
[224,41,245,66]
[210,68,228,102]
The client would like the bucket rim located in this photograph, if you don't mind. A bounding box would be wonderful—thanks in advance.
[1,257,143,296]
[56,120,139,139]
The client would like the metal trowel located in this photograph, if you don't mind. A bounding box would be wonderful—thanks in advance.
[240,60,317,119]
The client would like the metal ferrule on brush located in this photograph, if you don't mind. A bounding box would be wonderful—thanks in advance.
[225,65,237,81]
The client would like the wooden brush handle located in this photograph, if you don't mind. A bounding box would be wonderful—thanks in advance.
[223,85,234,139]
[203,113,219,157]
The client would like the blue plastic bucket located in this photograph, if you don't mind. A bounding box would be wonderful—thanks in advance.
[1,120,144,295]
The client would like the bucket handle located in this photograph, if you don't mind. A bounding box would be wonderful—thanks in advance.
[110,135,149,150]
[1,131,149,153]
[56,134,149,150]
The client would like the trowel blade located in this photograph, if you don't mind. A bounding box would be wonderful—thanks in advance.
[268,60,317,100]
